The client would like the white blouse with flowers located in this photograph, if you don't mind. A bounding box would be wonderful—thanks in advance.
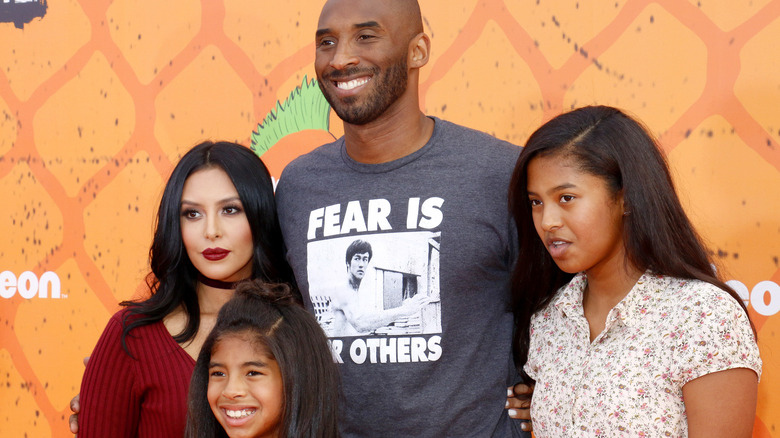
[524,271,761,437]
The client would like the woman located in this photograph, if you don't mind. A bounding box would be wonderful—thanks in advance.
[78,141,296,437]
[509,106,760,437]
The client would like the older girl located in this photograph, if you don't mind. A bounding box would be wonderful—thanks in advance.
[510,106,760,437]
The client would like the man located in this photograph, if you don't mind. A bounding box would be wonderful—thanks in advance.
[275,0,531,435]
[70,0,532,435]
[330,238,432,336]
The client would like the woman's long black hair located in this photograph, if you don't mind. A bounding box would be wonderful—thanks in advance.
[185,280,340,438]
[121,141,297,350]
[509,106,752,381]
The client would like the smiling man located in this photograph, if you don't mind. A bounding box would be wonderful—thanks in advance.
[313,0,433,163]
[275,0,530,436]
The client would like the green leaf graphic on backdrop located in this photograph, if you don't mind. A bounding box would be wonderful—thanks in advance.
[251,75,331,156]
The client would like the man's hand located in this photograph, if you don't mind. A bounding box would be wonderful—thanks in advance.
[506,383,533,432]
[69,356,89,435]
[69,394,80,434]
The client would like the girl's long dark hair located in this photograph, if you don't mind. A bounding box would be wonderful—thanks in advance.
[509,105,752,381]
[185,280,340,438]
[121,141,297,350]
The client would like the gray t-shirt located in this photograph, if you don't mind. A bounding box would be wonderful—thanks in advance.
[276,117,525,437]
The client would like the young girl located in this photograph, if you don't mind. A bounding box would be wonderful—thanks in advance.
[185,279,340,438]
[77,141,296,437]
[509,105,761,437]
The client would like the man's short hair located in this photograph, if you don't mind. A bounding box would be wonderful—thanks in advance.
[345,239,373,264]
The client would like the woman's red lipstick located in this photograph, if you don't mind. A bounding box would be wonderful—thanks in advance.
[202,247,230,261]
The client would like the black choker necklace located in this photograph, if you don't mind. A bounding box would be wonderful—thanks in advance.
[197,274,240,290]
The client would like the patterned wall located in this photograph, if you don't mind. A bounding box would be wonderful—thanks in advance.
[1,0,779,436]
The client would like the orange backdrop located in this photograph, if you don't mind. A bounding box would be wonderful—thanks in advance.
[1,0,779,436]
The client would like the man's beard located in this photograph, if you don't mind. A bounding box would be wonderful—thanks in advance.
[318,56,408,126]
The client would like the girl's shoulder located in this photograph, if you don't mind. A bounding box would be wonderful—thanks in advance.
[651,275,748,326]
[662,276,739,307]
[655,275,761,383]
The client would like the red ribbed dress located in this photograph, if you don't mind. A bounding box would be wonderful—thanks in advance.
[79,309,196,438]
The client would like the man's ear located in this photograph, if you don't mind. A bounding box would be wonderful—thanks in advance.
[409,32,430,68]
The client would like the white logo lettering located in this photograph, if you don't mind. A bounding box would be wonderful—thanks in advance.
[0,271,61,299]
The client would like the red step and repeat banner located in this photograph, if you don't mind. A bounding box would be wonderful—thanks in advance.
[1,0,779,436]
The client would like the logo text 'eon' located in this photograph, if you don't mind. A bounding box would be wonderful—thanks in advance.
[0,271,61,299]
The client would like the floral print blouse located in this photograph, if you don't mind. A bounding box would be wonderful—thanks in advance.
[524,271,761,437]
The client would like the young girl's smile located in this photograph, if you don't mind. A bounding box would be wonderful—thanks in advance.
[207,331,284,438]
[526,154,627,277]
